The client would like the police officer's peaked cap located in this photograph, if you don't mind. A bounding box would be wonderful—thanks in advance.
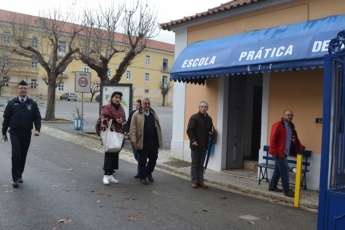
[18,80,28,86]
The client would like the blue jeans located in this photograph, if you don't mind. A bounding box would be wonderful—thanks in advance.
[269,156,290,193]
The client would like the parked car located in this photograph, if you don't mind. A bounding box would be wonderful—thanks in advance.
[60,92,78,101]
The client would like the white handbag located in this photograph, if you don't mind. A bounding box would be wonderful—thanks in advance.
[100,120,124,153]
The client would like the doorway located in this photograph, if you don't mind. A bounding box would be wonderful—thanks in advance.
[226,74,263,169]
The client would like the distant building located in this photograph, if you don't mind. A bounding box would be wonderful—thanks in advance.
[0,9,174,106]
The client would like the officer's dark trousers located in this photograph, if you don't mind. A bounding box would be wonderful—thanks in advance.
[10,131,31,182]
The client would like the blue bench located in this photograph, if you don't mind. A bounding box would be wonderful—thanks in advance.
[257,145,312,190]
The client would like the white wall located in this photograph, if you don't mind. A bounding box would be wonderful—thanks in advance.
[170,28,187,159]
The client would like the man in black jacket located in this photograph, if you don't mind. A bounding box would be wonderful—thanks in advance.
[187,101,214,189]
[2,80,41,188]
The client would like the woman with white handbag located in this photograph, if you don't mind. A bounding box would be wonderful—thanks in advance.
[96,91,126,185]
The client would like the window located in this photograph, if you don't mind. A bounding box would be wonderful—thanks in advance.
[144,89,149,94]
[145,55,150,65]
[30,79,37,89]
[144,73,150,81]
[126,71,132,81]
[32,57,38,69]
[32,37,38,48]
[162,75,169,89]
[83,66,90,73]
[3,76,9,86]
[58,82,64,91]
[162,58,169,72]
[107,69,112,78]
[2,56,9,67]
[1,32,11,45]
[58,40,66,55]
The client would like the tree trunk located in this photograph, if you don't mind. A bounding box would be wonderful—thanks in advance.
[162,94,166,107]
[45,75,57,120]
[90,93,95,102]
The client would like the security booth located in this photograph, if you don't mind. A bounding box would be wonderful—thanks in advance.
[318,31,345,230]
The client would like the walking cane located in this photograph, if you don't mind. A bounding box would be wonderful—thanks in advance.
[204,136,215,173]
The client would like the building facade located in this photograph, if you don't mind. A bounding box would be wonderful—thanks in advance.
[162,0,345,190]
[0,9,174,106]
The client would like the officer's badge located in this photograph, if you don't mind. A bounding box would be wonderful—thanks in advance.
[27,105,32,110]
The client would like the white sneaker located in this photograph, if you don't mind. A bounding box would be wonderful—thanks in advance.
[109,175,119,184]
[103,175,110,185]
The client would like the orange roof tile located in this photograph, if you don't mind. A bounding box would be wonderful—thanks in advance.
[160,0,263,31]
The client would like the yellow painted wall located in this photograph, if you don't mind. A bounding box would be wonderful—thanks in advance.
[184,79,219,139]
[184,0,345,146]
[268,70,323,154]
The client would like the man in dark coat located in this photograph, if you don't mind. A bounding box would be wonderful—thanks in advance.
[187,101,214,189]
[130,98,162,185]
[268,109,304,197]
[2,80,41,188]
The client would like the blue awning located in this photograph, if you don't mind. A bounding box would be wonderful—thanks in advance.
[171,14,345,83]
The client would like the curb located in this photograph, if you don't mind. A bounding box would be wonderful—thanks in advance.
[41,125,318,213]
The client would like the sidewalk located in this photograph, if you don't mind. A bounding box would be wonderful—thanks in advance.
[41,123,319,212]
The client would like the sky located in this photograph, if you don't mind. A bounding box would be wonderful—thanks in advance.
[0,0,227,44]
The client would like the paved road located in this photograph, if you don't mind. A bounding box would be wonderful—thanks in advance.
[0,133,317,230]
[39,100,173,149]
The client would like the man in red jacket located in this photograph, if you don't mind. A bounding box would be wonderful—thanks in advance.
[268,109,304,197]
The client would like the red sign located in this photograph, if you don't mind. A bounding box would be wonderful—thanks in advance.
[78,76,88,87]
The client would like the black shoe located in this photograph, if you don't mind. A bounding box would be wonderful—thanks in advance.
[269,187,283,193]
[284,190,294,198]
[12,181,19,188]
[18,178,23,184]
[147,174,154,183]
[140,178,149,185]
[134,175,139,179]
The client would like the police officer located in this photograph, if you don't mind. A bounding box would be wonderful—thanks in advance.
[2,80,41,188]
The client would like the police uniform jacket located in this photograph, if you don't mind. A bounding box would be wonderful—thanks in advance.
[2,97,41,135]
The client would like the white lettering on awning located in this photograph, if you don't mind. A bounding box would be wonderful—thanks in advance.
[238,45,294,62]
[181,56,217,69]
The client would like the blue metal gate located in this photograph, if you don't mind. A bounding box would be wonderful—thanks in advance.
[318,31,345,230]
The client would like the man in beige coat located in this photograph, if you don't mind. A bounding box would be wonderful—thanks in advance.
[130,98,162,185]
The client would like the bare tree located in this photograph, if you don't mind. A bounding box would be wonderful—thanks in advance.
[160,78,171,107]
[90,81,100,102]
[8,10,82,120]
[78,1,158,84]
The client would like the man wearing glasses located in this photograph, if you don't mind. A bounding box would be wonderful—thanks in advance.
[187,101,215,189]
[2,80,41,188]
[268,109,304,197]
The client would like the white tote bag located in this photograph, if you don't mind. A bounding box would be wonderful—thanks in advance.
[100,120,124,153]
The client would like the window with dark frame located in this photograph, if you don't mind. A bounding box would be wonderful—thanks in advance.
[58,82,64,91]
[32,37,38,48]
[30,79,37,89]
[32,57,38,69]
[162,58,168,72]
[144,72,150,81]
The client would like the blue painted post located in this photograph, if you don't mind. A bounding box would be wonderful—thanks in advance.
[317,55,332,230]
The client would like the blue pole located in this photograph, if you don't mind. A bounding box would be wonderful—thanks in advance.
[317,55,332,230]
